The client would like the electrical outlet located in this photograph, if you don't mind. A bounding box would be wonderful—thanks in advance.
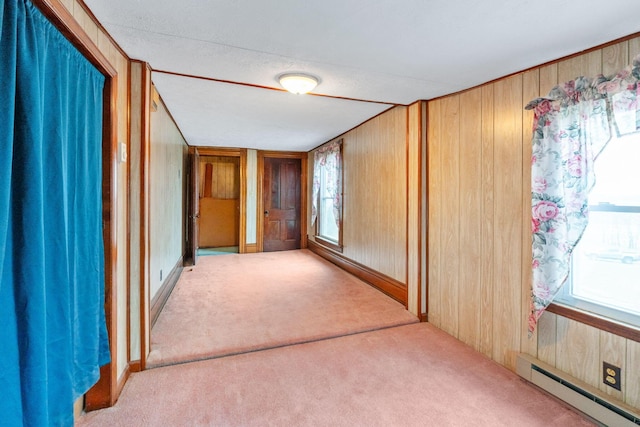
[603,362,621,391]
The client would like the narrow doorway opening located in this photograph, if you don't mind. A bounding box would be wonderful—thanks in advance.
[197,155,240,256]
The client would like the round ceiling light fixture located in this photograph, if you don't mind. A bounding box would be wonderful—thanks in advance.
[278,73,318,94]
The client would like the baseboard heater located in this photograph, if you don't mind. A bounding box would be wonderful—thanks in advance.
[516,354,640,426]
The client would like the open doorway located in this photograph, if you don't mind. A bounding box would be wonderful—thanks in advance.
[198,155,240,256]
[186,147,247,264]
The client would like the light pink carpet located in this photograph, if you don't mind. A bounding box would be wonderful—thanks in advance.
[147,250,419,367]
[78,323,594,426]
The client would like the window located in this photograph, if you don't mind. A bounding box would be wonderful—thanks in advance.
[312,140,343,251]
[555,133,640,328]
[319,164,340,242]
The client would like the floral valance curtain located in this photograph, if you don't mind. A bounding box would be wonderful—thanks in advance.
[311,140,342,227]
[526,55,640,334]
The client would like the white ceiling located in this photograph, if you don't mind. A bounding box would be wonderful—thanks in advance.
[84,0,640,151]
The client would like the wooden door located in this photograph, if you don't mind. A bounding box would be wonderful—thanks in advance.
[263,157,301,252]
[185,148,200,265]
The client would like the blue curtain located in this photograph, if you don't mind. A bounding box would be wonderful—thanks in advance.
[1,0,111,425]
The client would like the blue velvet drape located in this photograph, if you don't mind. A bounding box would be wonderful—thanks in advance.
[0,0,110,425]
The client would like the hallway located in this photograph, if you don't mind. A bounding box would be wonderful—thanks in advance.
[77,251,594,426]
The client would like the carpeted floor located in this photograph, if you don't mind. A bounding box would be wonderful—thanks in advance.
[78,323,594,426]
[146,250,419,367]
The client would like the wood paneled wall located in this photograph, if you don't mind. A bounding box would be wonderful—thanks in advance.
[308,105,424,312]
[338,107,408,282]
[427,36,640,409]
[199,156,240,199]
[149,92,188,300]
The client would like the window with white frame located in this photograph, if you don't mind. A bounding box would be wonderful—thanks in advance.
[319,164,340,242]
[556,132,640,328]
[312,140,342,251]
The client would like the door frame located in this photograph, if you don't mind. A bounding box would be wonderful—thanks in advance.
[257,151,308,252]
[189,147,247,255]
[184,147,200,265]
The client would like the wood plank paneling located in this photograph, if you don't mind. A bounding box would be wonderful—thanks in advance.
[537,312,557,366]
[342,107,407,283]
[492,74,523,370]
[458,88,482,348]
[200,156,240,199]
[427,33,640,411]
[626,339,640,408]
[556,318,600,388]
[427,99,443,327]
[439,95,460,337]
[72,2,97,45]
[59,0,73,13]
[479,84,495,358]
[538,63,558,97]
[521,69,538,357]
[602,41,629,76]
[557,50,602,84]
[629,37,640,59]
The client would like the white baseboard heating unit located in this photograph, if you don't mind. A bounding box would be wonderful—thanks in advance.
[516,354,640,426]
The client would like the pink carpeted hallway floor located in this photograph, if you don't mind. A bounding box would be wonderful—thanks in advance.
[147,250,419,367]
[77,250,595,426]
[78,323,593,426]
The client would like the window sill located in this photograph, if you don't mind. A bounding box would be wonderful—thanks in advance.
[314,236,343,253]
[547,303,640,343]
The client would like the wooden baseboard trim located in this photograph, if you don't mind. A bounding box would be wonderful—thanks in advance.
[150,257,183,328]
[245,243,257,253]
[307,240,407,305]
[419,312,428,322]
[116,364,131,399]
[128,360,142,373]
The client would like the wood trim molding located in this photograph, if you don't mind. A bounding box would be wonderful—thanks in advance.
[150,258,184,328]
[125,60,132,371]
[547,303,640,343]
[422,101,429,319]
[32,0,116,77]
[239,150,247,253]
[307,239,408,306]
[256,153,264,251]
[195,147,245,157]
[128,361,142,373]
[115,363,131,399]
[138,61,152,371]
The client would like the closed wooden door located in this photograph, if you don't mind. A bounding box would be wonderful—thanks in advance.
[263,157,301,252]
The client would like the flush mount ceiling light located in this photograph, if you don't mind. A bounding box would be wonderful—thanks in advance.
[278,73,318,94]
